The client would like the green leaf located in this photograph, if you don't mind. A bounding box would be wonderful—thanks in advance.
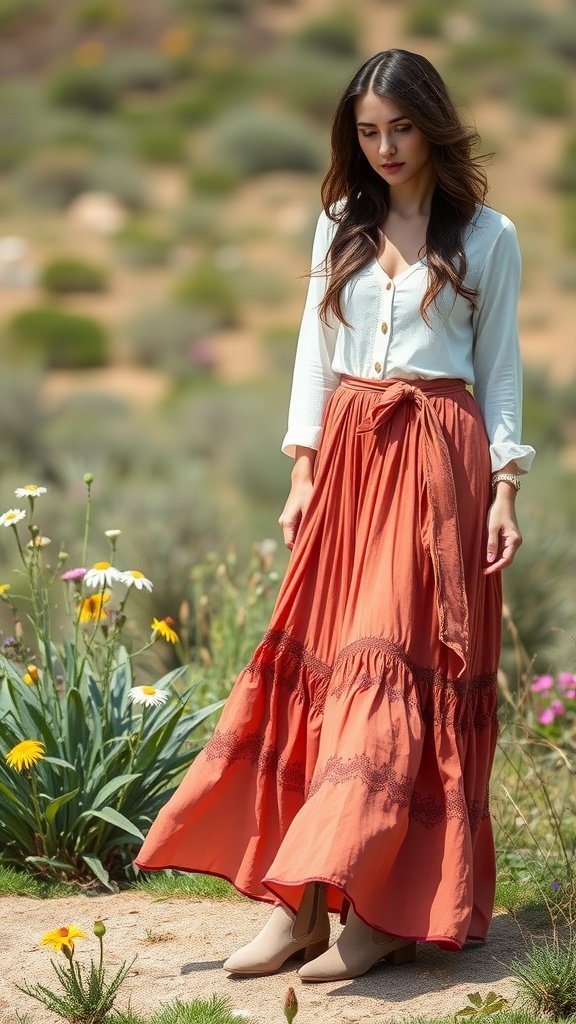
[43,756,78,772]
[454,1009,477,1019]
[25,856,76,873]
[467,994,483,1009]
[91,774,141,809]
[77,805,145,841]
[44,787,81,824]
[81,853,113,890]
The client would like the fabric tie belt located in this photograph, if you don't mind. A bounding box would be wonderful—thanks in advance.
[340,374,470,679]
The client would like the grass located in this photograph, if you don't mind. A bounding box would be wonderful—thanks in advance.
[18,995,253,1024]
[130,870,248,902]
[0,865,72,898]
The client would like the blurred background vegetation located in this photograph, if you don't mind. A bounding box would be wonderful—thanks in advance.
[0,0,574,685]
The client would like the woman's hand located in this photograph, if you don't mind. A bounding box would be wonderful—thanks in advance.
[279,446,317,550]
[483,492,522,575]
[278,477,314,550]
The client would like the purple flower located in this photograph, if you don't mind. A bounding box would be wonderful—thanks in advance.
[60,567,87,582]
[551,880,560,892]
[557,672,576,690]
[531,674,554,692]
[2,636,16,648]
[538,707,555,725]
[551,700,565,716]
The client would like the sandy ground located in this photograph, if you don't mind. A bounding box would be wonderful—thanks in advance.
[2,893,532,1024]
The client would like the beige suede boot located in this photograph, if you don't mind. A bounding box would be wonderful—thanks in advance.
[297,904,416,982]
[222,882,330,976]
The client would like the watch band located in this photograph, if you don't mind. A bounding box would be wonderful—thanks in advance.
[491,471,521,495]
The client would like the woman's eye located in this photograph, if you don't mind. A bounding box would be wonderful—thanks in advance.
[360,131,377,137]
[395,124,411,132]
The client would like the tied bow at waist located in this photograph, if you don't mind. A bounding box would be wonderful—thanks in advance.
[344,375,470,679]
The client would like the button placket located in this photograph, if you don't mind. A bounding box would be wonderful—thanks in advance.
[373,279,394,377]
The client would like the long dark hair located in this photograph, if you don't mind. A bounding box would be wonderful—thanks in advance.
[317,48,491,328]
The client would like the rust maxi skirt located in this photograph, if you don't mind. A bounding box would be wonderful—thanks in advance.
[134,375,503,952]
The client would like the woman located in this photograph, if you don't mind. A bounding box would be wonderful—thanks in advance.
[134,48,535,984]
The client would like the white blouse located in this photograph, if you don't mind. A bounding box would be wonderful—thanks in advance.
[281,201,535,474]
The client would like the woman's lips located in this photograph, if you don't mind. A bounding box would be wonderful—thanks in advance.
[381,163,404,173]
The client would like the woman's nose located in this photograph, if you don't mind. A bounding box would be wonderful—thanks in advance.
[379,134,396,156]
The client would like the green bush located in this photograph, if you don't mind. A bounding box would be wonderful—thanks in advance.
[88,153,148,210]
[18,146,93,207]
[552,135,576,193]
[510,938,576,1018]
[74,0,128,27]
[41,258,109,294]
[190,165,242,196]
[212,108,325,177]
[6,307,108,369]
[175,262,240,327]
[102,50,179,94]
[0,82,46,171]
[0,0,47,27]
[405,0,454,38]
[125,305,219,371]
[295,7,360,57]
[49,66,118,114]
[254,47,354,122]
[544,13,576,61]
[173,0,254,14]
[515,67,571,117]
[133,123,186,163]
[114,223,173,267]
[469,0,548,36]
[448,34,526,70]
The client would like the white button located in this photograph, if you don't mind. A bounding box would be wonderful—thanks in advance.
[380,322,388,334]
[374,361,382,372]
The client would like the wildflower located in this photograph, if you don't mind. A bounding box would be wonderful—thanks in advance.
[60,567,87,582]
[551,699,565,716]
[27,535,51,549]
[5,739,45,771]
[41,925,87,954]
[84,561,123,588]
[3,636,17,649]
[79,592,110,623]
[551,880,560,892]
[284,986,298,1024]
[538,708,555,725]
[0,583,10,595]
[93,919,106,938]
[151,616,178,644]
[84,472,93,486]
[14,485,47,498]
[566,689,576,699]
[557,672,576,689]
[121,570,153,592]
[23,664,40,685]
[128,685,169,708]
[531,674,553,692]
[0,508,26,527]
[104,529,121,539]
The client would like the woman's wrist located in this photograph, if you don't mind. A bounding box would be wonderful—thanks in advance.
[292,446,317,483]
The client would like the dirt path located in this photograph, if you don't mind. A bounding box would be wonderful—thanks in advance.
[4,893,530,1024]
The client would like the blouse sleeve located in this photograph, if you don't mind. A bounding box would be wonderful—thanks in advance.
[280,210,342,459]
[471,217,536,474]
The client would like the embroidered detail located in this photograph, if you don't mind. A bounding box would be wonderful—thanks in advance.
[409,789,490,834]
[307,752,414,803]
[204,729,307,794]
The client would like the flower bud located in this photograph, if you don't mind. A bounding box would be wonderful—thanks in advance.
[93,919,106,937]
[84,472,94,486]
[284,986,298,1023]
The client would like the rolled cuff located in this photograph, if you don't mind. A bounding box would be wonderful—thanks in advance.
[281,426,322,459]
[490,442,536,474]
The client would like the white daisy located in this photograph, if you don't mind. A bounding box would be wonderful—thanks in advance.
[104,529,121,539]
[84,561,124,588]
[14,485,47,498]
[121,570,153,592]
[0,508,26,528]
[128,685,168,708]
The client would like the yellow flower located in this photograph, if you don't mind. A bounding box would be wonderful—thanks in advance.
[23,664,40,685]
[0,583,10,595]
[151,616,178,644]
[79,592,110,623]
[5,739,45,771]
[41,925,87,953]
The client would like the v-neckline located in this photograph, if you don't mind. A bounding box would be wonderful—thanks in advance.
[371,256,426,286]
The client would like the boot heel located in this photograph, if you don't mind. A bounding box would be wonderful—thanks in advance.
[385,941,416,965]
[302,936,330,962]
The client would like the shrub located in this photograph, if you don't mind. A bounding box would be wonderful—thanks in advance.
[469,0,547,36]
[6,307,108,369]
[515,67,571,117]
[124,305,220,371]
[295,7,360,57]
[190,165,242,196]
[405,0,454,38]
[40,258,109,294]
[0,480,225,886]
[254,47,354,122]
[510,938,576,1018]
[173,0,254,14]
[174,262,240,326]
[0,0,47,28]
[212,108,325,177]
[18,146,93,207]
[552,135,576,193]
[74,0,128,27]
[133,123,186,163]
[114,223,173,267]
[544,13,576,62]
[49,66,118,114]
[102,50,178,94]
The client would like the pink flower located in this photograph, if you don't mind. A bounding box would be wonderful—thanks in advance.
[557,672,576,690]
[531,674,554,692]
[551,700,565,716]
[538,707,555,725]
[60,567,87,582]
[565,689,576,699]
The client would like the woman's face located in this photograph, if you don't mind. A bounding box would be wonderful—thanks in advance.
[353,91,433,189]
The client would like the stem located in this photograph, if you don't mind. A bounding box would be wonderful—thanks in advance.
[82,481,92,568]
